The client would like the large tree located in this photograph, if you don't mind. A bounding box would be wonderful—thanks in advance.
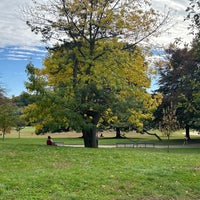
[24,0,168,147]
[25,43,161,146]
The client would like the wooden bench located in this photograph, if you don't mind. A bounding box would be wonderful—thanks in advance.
[135,143,155,148]
[116,143,135,148]
[116,142,155,148]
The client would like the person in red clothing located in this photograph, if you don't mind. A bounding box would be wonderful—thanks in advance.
[46,136,56,146]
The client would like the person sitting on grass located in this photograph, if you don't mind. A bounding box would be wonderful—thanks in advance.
[46,136,56,146]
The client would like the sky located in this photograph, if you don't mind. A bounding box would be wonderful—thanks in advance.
[0,0,194,97]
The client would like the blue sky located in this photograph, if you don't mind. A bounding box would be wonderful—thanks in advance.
[0,0,193,97]
[0,46,46,96]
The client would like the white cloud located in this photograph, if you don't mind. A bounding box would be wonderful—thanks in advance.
[0,0,194,51]
[11,46,47,53]
[152,0,188,11]
[0,0,43,48]
[0,46,46,61]
[151,0,193,47]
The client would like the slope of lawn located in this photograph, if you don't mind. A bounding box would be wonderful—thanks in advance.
[0,135,200,200]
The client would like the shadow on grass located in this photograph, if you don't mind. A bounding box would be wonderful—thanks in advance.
[98,136,200,146]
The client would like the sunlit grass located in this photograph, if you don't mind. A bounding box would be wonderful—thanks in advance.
[0,140,199,200]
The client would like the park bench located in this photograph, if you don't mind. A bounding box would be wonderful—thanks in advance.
[116,143,135,148]
[116,142,155,148]
[135,142,155,148]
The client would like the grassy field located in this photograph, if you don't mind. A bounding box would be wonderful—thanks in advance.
[0,127,200,199]
[3,126,200,146]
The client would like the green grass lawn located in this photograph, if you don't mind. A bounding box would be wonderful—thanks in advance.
[4,126,200,146]
[0,136,200,199]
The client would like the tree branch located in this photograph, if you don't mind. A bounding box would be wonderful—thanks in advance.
[142,129,162,141]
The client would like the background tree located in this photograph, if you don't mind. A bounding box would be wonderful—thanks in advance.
[186,0,200,33]
[13,108,26,139]
[159,102,179,151]
[0,100,16,141]
[184,34,200,133]
[24,0,169,147]
[185,3,200,134]
[155,35,200,139]
[11,92,36,137]
[12,92,35,107]
[0,86,13,140]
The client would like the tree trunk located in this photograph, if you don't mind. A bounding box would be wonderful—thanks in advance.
[82,111,99,148]
[2,129,5,141]
[185,124,191,140]
[115,127,123,138]
[18,130,21,139]
[82,127,98,148]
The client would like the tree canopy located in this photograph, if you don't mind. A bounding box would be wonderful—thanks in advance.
[25,0,168,46]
